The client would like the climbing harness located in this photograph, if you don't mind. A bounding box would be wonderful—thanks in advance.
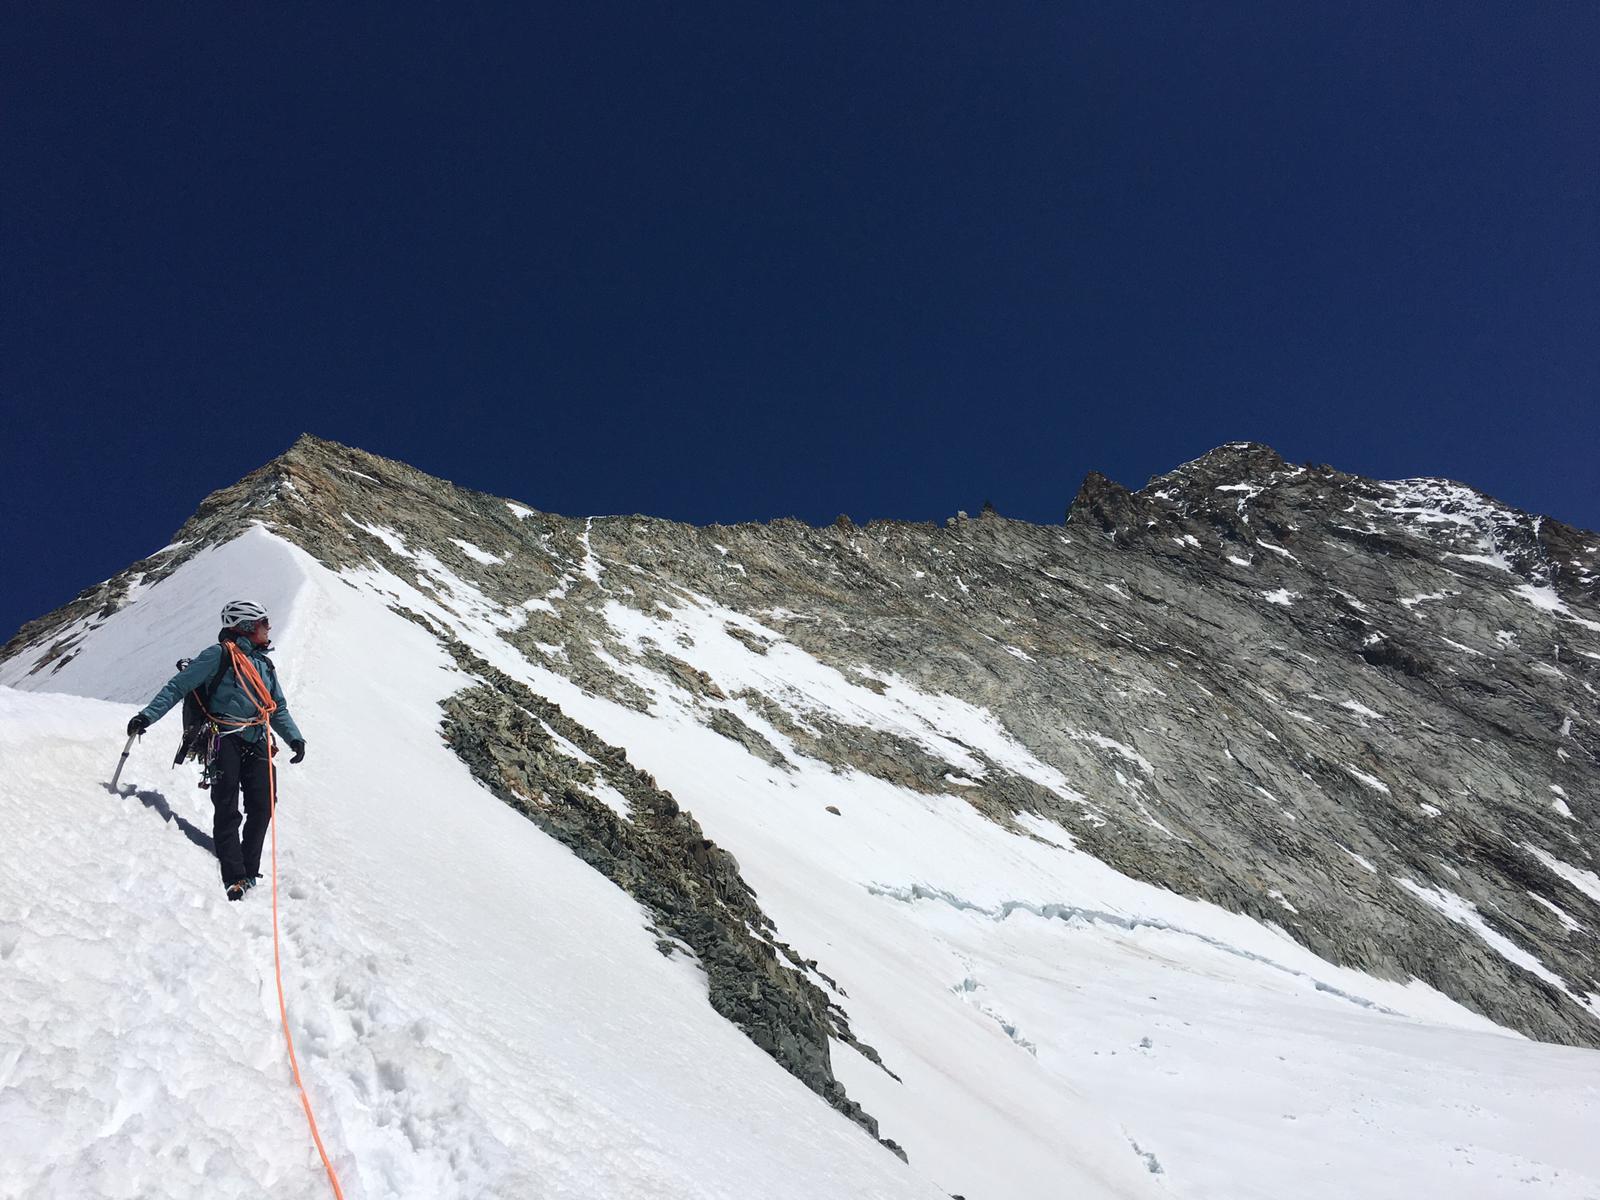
[222,639,347,1199]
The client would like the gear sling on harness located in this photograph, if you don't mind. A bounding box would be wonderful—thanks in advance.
[173,650,231,784]
[212,639,347,1199]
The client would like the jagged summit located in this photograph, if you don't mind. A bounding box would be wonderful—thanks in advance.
[1147,439,1291,485]
[1067,442,1598,604]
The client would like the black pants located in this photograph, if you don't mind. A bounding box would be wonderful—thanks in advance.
[211,735,274,886]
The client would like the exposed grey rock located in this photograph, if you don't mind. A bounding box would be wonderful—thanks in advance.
[706,707,791,769]
[428,624,902,1153]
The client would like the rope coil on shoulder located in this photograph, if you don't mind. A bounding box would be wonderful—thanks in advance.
[210,641,276,731]
[223,639,346,1198]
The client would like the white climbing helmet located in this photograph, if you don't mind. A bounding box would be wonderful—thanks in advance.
[220,599,269,630]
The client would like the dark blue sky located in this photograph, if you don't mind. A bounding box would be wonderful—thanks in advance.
[4,4,1596,640]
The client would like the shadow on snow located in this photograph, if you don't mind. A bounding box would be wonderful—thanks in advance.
[128,784,214,856]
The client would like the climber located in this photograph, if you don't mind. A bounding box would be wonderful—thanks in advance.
[127,600,306,901]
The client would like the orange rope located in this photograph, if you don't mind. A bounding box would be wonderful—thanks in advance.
[213,641,276,730]
[268,740,347,1199]
[224,639,346,1198]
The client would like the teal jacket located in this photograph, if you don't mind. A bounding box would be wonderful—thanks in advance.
[140,637,304,746]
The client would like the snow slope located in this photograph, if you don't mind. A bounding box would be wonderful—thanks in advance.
[3,525,1599,1199]
[0,529,950,1200]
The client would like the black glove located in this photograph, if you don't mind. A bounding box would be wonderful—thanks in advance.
[127,714,149,737]
[289,739,306,764]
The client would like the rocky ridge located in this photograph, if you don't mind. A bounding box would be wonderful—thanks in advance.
[5,435,1599,1089]
[429,623,904,1154]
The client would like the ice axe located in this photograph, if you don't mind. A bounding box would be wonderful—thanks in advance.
[107,732,137,795]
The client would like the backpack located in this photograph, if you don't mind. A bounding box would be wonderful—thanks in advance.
[173,651,233,768]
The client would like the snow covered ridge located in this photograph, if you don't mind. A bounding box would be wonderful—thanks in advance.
[3,433,1600,1199]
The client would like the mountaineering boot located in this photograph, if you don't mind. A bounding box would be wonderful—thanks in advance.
[226,880,248,902]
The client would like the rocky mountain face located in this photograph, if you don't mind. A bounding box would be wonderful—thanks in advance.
[7,434,1599,1132]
